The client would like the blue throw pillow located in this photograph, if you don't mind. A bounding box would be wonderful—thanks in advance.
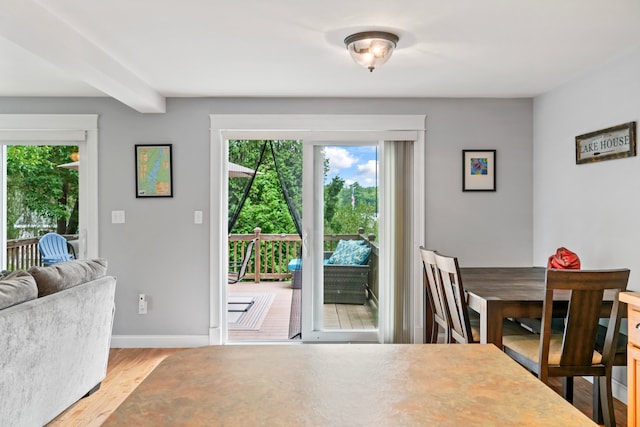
[327,240,356,264]
[347,245,371,265]
[333,239,366,254]
[327,240,371,265]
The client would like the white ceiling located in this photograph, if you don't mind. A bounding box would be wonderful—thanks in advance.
[1,0,640,113]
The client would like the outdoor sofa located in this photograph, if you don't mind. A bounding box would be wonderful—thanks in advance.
[288,239,371,305]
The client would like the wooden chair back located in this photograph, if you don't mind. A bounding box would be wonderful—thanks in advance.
[434,253,473,344]
[419,247,449,343]
[540,269,629,379]
[503,268,630,427]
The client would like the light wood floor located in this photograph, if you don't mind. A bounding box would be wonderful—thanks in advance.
[49,347,627,427]
[48,348,183,427]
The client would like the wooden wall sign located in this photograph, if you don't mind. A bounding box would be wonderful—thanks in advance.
[575,121,636,164]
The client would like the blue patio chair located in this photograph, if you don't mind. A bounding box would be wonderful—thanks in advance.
[39,232,75,266]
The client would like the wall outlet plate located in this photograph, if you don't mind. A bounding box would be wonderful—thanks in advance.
[138,293,147,314]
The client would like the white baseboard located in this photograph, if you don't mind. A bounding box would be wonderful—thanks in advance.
[110,335,210,348]
[583,375,628,405]
[613,377,628,405]
[209,327,222,345]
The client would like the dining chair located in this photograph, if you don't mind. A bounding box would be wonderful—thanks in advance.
[515,313,627,423]
[434,252,530,344]
[501,268,630,427]
[419,247,450,343]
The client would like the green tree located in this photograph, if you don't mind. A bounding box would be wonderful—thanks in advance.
[7,145,79,239]
[228,140,379,238]
[326,182,378,236]
[235,171,297,234]
[323,176,344,225]
[228,140,301,234]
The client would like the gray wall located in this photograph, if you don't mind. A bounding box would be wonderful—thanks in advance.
[0,97,533,337]
[533,46,640,291]
[533,46,640,398]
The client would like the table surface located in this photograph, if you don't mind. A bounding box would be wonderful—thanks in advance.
[461,267,547,300]
[104,344,594,426]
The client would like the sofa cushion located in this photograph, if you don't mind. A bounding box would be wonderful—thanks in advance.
[0,270,38,310]
[29,258,108,297]
[327,240,371,265]
[335,239,366,251]
[288,258,302,271]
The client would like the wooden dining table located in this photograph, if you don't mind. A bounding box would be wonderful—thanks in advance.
[460,267,623,348]
[461,267,547,347]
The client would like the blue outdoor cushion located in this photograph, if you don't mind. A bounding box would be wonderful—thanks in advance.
[327,240,371,265]
[329,240,365,258]
[287,258,302,271]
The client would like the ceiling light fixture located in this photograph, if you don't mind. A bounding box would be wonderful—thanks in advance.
[344,31,399,72]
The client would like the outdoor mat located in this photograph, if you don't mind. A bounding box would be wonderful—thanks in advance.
[228,293,275,330]
[227,295,255,313]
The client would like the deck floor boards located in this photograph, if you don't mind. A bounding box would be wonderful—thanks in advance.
[228,280,377,341]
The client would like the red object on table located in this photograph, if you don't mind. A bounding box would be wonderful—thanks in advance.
[547,247,580,270]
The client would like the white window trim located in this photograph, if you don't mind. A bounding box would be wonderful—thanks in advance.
[0,114,99,265]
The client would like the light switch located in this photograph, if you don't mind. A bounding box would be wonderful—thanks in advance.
[112,210,125,224]
[194,210,203,224]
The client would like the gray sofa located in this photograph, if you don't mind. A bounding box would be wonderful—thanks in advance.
[0,259,116,427]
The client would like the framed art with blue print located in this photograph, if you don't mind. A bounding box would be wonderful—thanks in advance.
[462,149,496,192]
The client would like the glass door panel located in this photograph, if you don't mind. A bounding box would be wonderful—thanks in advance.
[301,141,380,342]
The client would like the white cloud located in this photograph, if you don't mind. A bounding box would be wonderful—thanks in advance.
[355,159,378,186]
[357,160,378,175]
[324,147,358,171]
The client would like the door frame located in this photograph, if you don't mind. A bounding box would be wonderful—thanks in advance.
[0,114,99,266]
[209,114,426,345]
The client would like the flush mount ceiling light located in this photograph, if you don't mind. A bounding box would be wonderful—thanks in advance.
[344,31,399,72]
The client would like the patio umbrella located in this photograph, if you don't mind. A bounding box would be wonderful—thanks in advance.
[229,162,261,178]
[57,161,79,170]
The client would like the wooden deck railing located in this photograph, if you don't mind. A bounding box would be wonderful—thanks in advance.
[7,231,377,293]
[6,237,42,271]
[229,227,379,299]
[5,234,78,271]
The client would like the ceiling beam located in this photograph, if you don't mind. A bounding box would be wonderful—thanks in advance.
[0,0,165,113]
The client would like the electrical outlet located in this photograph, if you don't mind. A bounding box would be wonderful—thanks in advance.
[138,293,147,315]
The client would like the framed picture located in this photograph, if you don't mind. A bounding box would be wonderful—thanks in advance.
[135,144,173,198]
[575,121,636,164]
[462,149,496,192]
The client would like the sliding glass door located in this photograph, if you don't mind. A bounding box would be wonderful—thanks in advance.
[211,114,426,345]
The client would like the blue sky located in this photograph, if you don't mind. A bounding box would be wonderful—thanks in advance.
[324,145,378,187]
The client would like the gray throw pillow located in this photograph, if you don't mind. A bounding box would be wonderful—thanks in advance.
[0,270,38,310]
[29,258,108,297]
